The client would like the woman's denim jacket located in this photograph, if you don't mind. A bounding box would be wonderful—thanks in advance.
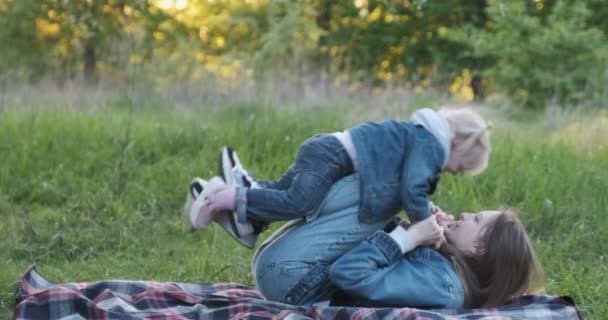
[329,230,464,309]
[349,120,446,224]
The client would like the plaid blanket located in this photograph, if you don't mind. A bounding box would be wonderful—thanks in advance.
[14,265,582,320]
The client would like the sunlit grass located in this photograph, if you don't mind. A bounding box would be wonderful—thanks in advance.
[548,111,608,154]
[0,104,606,318]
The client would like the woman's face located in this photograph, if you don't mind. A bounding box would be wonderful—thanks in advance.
[444,210,501,256]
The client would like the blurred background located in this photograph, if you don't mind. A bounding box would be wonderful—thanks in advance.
[1,0,606,110]
[2,1,608,318]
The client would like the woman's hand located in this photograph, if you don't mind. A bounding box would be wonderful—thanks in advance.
[408,215,445,249]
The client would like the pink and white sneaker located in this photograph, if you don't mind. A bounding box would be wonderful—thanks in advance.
[216,146,267,248]
[183,177,206,231]
[219,146,260,189]
[183,173,258,248]
[186,177,227,230]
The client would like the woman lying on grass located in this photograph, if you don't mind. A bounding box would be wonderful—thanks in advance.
[328,209,545,308]
[185,168,544,309]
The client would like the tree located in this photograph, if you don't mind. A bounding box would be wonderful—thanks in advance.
[451,0,606,108]
[0,0,184,82]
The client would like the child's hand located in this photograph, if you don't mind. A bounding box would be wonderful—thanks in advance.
[409,215,445,249]
[434,208,456,228]
[436,213,456,228]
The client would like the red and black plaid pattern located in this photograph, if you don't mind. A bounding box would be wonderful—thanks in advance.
[14,265,582,320]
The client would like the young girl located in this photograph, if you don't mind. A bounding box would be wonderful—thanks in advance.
[328,209,545,308]
[186,108,491,248]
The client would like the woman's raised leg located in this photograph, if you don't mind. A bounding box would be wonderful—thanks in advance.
[252,174,391,305]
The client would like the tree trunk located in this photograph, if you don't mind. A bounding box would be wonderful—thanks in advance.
[84,42,97,83]
[315,0,332,73]
[471,0,487,101]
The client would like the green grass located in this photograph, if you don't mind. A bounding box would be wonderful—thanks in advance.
[1,104,606,318]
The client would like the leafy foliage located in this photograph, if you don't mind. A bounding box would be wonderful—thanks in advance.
[451,1,606,108]
[0,0,606,107]
[0,0,186,82]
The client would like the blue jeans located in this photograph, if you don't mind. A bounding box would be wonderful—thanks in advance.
[251,174,390,305]
[236,134,354,223]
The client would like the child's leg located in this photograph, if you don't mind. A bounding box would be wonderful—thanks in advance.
[258,165,296,190]
[220,145,294,191]
[236,135,354,223]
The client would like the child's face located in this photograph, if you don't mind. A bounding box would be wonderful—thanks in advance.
[445,139,467,174]
[445,137,489,175]
[444,210,501,257]
[444,149,473,174]
[444,155,463,174]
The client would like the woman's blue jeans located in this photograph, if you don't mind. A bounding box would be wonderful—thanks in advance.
[251,174,390,305]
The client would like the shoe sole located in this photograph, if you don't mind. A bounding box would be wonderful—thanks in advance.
[219,145,253,188]
[214,212,258,249]
[183,178,207,232]
[217,146,258,248]
[188,177,225,230]
[218,145,235,185]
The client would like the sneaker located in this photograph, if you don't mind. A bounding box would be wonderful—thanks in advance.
[219,146,270,235]
[187,177,227,230]
[183,177,207,230]
[184,176,258,248]
[217,146,267,247]
[214,210,258,249]
[219,146,260,189]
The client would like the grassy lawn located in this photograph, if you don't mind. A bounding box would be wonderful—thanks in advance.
[1,104,606,318]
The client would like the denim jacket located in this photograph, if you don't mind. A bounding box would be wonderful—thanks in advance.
[349,120,446,224]
[328,230,464,309]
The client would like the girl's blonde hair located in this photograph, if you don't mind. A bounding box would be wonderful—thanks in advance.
[440,108,491,175]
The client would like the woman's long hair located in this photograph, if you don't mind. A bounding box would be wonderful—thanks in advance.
[444,210,545,308]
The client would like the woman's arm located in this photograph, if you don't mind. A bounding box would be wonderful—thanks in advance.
[328,216,453,307]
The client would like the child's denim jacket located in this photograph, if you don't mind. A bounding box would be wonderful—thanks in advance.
[329,230,464,309]
[349,120,446,224]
